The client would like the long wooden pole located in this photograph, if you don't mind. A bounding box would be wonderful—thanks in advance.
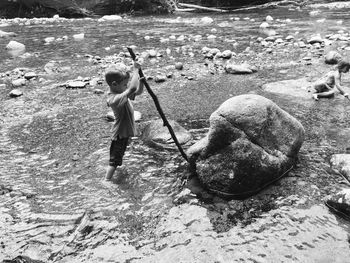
[127,47,189,162]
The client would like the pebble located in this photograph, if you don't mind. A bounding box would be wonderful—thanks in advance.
[175,62,183,70]
[9,89,23,97]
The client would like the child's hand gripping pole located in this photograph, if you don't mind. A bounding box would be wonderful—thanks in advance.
[127,47,189,163]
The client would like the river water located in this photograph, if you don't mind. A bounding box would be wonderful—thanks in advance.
[1,4,350,262]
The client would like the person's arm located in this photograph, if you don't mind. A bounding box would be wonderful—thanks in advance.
[334,72,349,97]
[108,85,137,107]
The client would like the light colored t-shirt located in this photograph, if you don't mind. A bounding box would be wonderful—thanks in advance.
[107,92,136,140]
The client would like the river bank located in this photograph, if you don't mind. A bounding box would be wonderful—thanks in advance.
[1,6,350,262]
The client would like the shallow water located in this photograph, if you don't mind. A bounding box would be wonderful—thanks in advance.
[2,5,350,261]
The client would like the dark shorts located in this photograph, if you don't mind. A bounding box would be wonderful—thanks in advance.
[109,136,129,167]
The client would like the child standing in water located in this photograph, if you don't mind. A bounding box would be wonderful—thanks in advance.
[104,61,144,182]
[311,60,350,101]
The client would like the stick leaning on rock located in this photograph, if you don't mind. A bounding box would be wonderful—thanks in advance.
[127,47,189,162]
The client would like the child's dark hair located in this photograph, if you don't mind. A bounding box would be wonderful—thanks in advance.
[105,63,130,86]
[337,60,350,71]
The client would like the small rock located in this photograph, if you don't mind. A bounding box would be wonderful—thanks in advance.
[93,89,104,94]
[201,17,214,24]
[207,35,216,40]
[285,35,294,41]
[148,49,157,57]
[6,40,25,51]
[259,22,269,28]
[106,111,115,121]
[100,15,123,21]
[175,62,183,70]
[154,75,166,83]
[225,63,256,74]
[9,89,23,97]
[0,84,6,89]
[44,37,55,43]
[73,33,84,40]
[221,50,233,59]
[308,34,324,44]
[66,81,87,89]
[24,72,37,80]
[72,153,79,161]
[12,78,26,87]
[266,15,274,21]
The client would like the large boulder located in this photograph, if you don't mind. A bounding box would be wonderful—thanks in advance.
[141,119,192,150]
[187,94,304,198]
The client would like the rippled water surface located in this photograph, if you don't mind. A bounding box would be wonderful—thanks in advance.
[2,6,350,261]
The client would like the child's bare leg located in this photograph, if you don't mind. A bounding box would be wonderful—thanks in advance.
[312,83,333,100]
[105,165,116,181]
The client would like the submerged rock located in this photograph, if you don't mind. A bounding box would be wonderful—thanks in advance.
[187,94,304,198]
[141,119,192,150]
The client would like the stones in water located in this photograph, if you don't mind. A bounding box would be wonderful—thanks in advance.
[187,94,305,198]
[325,50,342,64]
[141,119,192,150]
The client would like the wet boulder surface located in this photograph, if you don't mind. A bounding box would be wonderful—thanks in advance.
[188,94,305,198]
